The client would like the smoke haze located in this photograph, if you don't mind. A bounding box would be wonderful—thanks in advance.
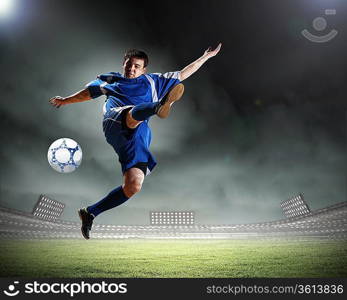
[0,0,346,224]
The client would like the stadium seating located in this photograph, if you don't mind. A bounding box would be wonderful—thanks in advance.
[0,202,346,239]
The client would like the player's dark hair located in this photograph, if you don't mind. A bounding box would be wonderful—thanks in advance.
[123,49,149,67]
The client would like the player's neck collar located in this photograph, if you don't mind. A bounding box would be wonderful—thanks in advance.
[118,73,145,82]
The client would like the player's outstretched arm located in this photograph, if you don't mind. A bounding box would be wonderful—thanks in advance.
[49,88,92,108]
[179,42,222,81]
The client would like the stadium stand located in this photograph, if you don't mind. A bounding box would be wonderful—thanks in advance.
[0,201,346,239]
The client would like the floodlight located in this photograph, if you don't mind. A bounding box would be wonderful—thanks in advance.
[32,194,65,221]
[150,211,195,225]
[0,0,14,16]
[281,194,311,218]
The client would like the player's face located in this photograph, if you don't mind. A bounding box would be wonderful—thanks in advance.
[122,57,146,79]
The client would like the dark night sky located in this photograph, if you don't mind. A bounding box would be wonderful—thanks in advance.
[0,0,346,224]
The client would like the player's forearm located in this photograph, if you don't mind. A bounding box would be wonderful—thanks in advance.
[180,54,210,81]
[63,88,92,104]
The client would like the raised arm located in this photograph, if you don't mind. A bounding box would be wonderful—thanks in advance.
[49,88,92,108]
[179,43,222,81]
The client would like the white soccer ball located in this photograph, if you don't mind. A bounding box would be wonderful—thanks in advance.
[47,138,82,173]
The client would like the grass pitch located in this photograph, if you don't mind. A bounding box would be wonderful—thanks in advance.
[0,239,346,278]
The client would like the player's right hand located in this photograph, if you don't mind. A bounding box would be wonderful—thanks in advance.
[49,96,66,108]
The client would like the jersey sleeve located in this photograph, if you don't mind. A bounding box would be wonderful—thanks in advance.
[147,71,181,101]
[85,72,117,99]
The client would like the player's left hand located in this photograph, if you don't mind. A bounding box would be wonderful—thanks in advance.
[49,96,66,108]
[204,42,222,58]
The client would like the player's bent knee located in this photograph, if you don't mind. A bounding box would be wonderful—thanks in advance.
[123,167,144,197]
[126,110,142,129]
[124,181,142,197]
[124,176,143,196]
[131,182,142,194]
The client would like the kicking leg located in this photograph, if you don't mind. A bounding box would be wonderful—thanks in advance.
[125,102,159,129]
[125,83,185,128]
[156,83,184,118]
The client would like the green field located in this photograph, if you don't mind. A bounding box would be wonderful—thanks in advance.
[0,239,346,277]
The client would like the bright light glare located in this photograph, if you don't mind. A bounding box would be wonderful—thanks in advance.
[0,0,14,16]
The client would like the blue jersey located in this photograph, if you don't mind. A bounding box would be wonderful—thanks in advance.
[86,71,181,113]
[86,71,181,175]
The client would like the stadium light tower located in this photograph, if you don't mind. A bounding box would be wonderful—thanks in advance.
[32,195,65,221]
[0,0,15,17]
[281,194,311,219]
[150,211,195,225]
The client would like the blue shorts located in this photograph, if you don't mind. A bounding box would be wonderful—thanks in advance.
[102,106,157,175]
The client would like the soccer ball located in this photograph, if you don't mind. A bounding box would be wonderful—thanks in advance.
[47,138,82,173]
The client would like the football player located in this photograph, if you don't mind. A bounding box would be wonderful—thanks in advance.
[50,43,221,239]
